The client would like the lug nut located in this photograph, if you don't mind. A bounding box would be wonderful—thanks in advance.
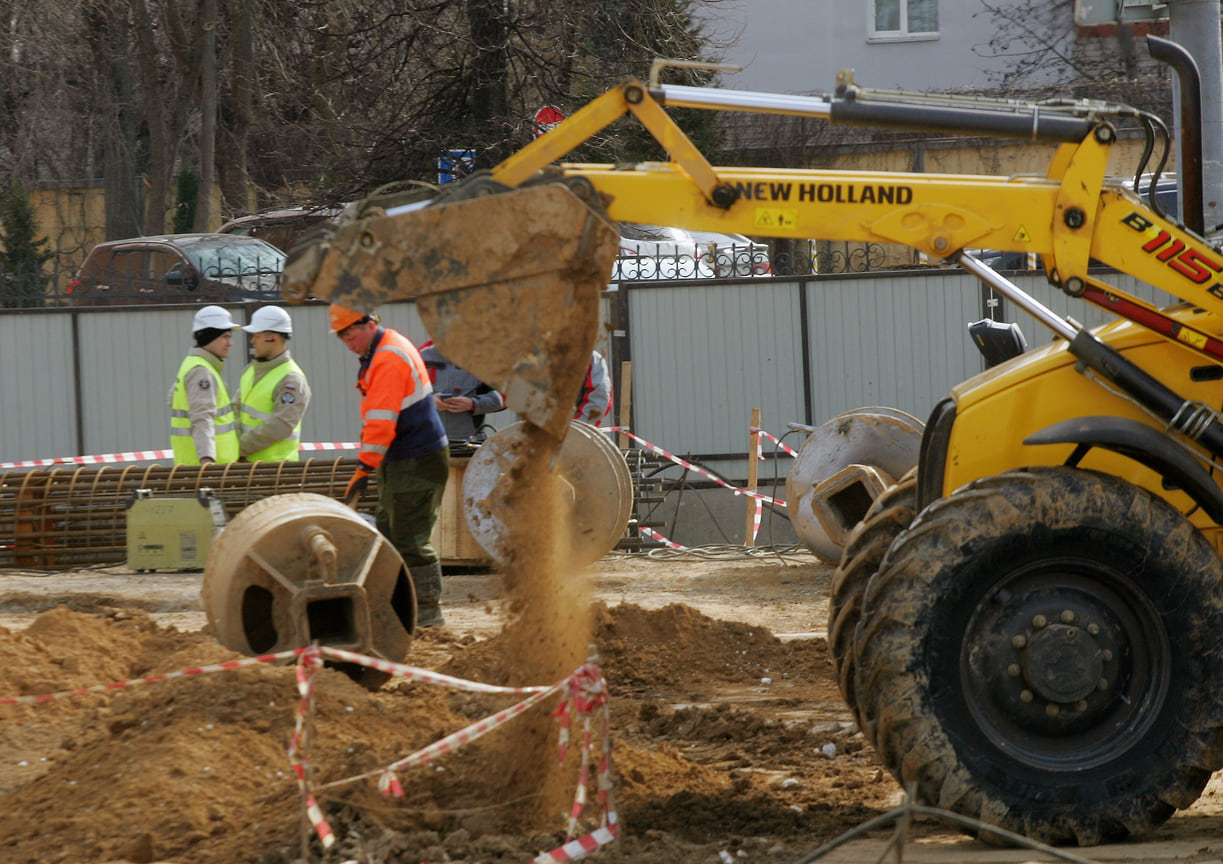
[1032,614,1047,629]
[1046,704,1060,718]
[1075,700,1088,713]
[1097,678,1109,692]
[1101,649,1112,662]
[1060,610,1075,624]
[1086,623,1100,636]
[1020,690,1034,703]
[1012,634,1027,649]
[1007,664,1021,678]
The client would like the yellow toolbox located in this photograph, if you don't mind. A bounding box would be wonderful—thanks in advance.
[126,490,228,571]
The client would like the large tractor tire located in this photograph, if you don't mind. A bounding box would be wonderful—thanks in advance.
[828,468,917,731]
[853,467,1223,846]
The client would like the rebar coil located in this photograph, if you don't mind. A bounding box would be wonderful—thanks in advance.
[0,458,366,570]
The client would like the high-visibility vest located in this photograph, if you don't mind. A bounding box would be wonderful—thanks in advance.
[238,359,304,462]
[356,328,445,469]
[171,356,238,465]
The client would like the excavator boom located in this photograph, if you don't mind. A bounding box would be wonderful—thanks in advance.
[276,52,1223,847]
[282,71,1223,442]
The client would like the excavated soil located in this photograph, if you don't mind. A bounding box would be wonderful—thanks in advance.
[3,551,1223,864]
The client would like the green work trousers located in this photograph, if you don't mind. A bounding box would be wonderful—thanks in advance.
[375,446,449,568]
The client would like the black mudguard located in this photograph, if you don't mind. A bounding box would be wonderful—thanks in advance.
[1025,415,1223,523]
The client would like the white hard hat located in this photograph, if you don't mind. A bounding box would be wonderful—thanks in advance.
[192,305,239,331]
[243,305,293,335]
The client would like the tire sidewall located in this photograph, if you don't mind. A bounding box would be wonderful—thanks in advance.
[860,467,1223,838]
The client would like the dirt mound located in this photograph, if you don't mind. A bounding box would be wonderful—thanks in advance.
[0,600,892,863]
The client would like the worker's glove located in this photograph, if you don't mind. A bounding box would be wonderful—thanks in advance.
[344,464,373,505]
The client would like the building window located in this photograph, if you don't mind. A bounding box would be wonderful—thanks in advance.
[870,0,939,40]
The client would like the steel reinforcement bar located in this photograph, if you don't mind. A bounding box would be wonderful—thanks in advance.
[0,458,369,570]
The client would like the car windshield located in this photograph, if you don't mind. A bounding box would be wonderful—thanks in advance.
[184,239,283,277]
[173,237,284,297]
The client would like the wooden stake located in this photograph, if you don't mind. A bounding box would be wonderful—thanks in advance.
[745,408,761,546]
[618,361,632,450]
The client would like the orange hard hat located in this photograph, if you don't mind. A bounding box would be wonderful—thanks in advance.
[329,303,368,333]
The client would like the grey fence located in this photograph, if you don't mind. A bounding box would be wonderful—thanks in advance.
[0,267,1174,474]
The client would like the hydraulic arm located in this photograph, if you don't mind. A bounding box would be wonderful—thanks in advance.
[279,52,1223,847]
[282,64,1223,463]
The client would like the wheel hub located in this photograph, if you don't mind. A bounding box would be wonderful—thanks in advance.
[974,589,1130,737]
[1023,623,1104,704]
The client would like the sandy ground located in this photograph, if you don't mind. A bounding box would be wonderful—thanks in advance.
[2,550,1223,864]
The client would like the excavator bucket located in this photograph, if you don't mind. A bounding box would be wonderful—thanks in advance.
[282,181,619,441]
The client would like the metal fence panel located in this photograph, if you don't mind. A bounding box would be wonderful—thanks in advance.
[802,270,984,425]
[0,269,1191,467]
[627,281,806,455]
[0,312,76,459]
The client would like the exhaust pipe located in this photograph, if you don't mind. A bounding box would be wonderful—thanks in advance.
[1147,34,1204,235]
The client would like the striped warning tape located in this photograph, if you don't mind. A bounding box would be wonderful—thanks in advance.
[638,526,687,551]
[3,424,796,472]
[288,650,332,846]
[0,642,617,859]
[0,644,552,706]
[750,426,799,457]
[546,662,616,863]
[318,682,563,788]
[748,498,764,546]
[602,428,785,508]
[0,441,360,470]
[0,647,311,706]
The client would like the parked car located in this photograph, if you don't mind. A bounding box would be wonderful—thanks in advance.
[66,234,285,307]
[613,223,770,280]
[686,230,772,277]
[217,205,344,252]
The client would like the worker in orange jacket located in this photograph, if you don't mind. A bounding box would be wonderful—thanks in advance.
[331,303,449,627]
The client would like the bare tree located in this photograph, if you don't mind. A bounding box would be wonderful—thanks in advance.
[973,0,1169,114]
[2,0,733,242]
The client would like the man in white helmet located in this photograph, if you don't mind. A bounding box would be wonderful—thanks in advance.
[235,305,312,462]
[169,305,241,466]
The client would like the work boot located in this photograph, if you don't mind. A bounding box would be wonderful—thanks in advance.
[409,561,445,627]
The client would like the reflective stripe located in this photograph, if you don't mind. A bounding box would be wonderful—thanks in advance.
[400,391,429,410]
[170,408,192,419]
[361,443,389,455]
[215,421,237,434]
[241,404,275,422]
[365,409,399,422]
[376,345,416,366]
[170,428,193,437]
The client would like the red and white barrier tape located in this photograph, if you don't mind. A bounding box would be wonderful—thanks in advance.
[637,526,688,551]
[543,663,617,863]
[748,498,764,546]
[750,426,798,458]
[0,442,360,470]
[0,647,312,706]
[3,643,617,862]
[4,424,796,472]
[0,644,551,707]
[287,649,332,846]
[602,428,785,508]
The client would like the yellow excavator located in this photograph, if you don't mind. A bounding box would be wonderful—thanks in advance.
[282,39,1223,846]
